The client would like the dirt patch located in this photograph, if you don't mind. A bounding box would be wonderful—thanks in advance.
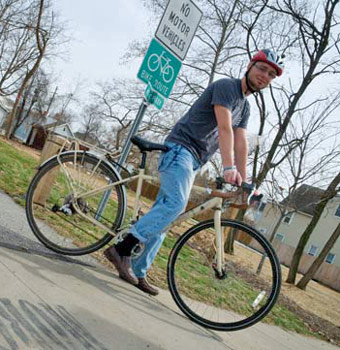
[278,292,340,345]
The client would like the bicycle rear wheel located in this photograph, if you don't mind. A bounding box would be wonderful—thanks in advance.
[26,152,126,255]
[167,219,281,331]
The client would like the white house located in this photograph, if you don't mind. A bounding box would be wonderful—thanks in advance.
[255,185,340,290]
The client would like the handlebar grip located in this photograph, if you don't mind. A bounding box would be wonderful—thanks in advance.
[250,194,263,201]
[241,182,255,192]
[215,177,256,192]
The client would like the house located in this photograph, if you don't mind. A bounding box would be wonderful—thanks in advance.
[26,122,74,150]
[0,96,73,148]
[255,184,340,290]
[13,111,46,144]
[0,96,14,135]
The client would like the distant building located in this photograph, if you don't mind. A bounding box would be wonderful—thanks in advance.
[255,185,340,290]
[0,96,14,135]
[26,122,74,150]
[0,96,74,149]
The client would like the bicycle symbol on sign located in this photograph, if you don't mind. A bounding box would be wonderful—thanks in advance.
[147,51,175,83]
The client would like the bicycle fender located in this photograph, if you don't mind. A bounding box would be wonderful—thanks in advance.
[38,150,127,222]
[38,150,124,183]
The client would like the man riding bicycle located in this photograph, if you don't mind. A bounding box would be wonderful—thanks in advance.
[104,49,285,295]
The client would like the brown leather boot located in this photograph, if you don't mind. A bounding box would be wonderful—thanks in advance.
[104,246,138,285]
[136,278,159,296]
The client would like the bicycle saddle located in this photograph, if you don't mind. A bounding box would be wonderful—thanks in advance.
[131,136,169,153]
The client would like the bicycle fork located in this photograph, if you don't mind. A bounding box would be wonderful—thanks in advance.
[213,198,226,278]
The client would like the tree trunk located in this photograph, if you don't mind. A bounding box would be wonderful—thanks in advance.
[6,54,44,139]
[15,93,36,132]
[15,96,27,130]
[5,0,46,139]
[115,127,123,151]
[224,207,244,254]
[286,171,340,284]
[257,212,284,275]
[296,223,340,290]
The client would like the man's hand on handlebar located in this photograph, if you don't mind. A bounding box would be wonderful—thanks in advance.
[223,168,242,186]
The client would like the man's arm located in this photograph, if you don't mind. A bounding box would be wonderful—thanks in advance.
[233,127,248,181]
[214,105,242,185]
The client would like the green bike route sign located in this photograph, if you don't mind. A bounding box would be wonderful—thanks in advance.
[137,38,182,99]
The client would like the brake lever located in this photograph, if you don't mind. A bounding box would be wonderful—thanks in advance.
[215,177,259,206]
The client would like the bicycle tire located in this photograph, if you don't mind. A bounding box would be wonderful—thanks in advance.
[167,219,281,331]
[26,152,126,255]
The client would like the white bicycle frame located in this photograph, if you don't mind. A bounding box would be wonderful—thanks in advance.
[50,136,253,274]
[56,151,227,274]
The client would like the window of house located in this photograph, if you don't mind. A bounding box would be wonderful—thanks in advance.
[325,253,336,264]
[275,232,285,242]
[283,212,294,224]
[308,245,318,257]
[335,204,340,218]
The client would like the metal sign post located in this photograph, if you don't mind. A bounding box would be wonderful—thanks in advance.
[95,98,149,218]
[96,0,202,219]
[117,99,149,166]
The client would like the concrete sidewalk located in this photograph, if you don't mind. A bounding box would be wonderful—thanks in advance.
[0,191,337,350]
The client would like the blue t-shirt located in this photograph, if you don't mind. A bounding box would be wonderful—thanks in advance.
[166,78,250,165]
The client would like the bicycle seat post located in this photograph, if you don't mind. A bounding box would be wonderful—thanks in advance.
[140,152,147,169]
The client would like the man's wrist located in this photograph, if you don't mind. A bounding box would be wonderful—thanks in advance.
[223,165,237,172]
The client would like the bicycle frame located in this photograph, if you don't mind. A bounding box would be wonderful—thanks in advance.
[57,151,226,274]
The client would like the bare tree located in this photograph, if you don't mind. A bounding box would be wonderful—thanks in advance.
[0,0,37,95]
[11,68,52,134]
[286,170,340,284]
[78,103,104,144]
[5,0,66,138]
[88,79,141,150]
[254,95,340,272]
[254,0,340,187]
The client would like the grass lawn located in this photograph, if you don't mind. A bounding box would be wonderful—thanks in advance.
[0,138,38,205]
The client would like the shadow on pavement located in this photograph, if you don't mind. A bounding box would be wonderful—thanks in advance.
[0,297,165,350]
[0,245,224,344]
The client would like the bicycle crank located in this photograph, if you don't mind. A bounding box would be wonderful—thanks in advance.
[51,195,89,216]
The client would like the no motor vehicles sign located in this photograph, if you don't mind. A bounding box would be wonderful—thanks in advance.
[155,0,202,60]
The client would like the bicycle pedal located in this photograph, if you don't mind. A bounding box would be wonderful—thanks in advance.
[51,204,60,212]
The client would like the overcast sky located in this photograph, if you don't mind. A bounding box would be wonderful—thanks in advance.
[53,0,153,98]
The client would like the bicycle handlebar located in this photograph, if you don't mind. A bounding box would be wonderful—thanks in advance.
[211,177,263,208]
[215,177,254,191]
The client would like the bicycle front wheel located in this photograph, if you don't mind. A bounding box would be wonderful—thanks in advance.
[26,152,126,255]
[167,219,281,331]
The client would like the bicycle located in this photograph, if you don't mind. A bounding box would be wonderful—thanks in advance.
[25,135,281,331]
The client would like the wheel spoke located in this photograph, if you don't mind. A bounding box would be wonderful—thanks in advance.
[26,153,126,255]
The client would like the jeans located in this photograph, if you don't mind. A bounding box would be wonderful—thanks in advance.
[131,142,200,278]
